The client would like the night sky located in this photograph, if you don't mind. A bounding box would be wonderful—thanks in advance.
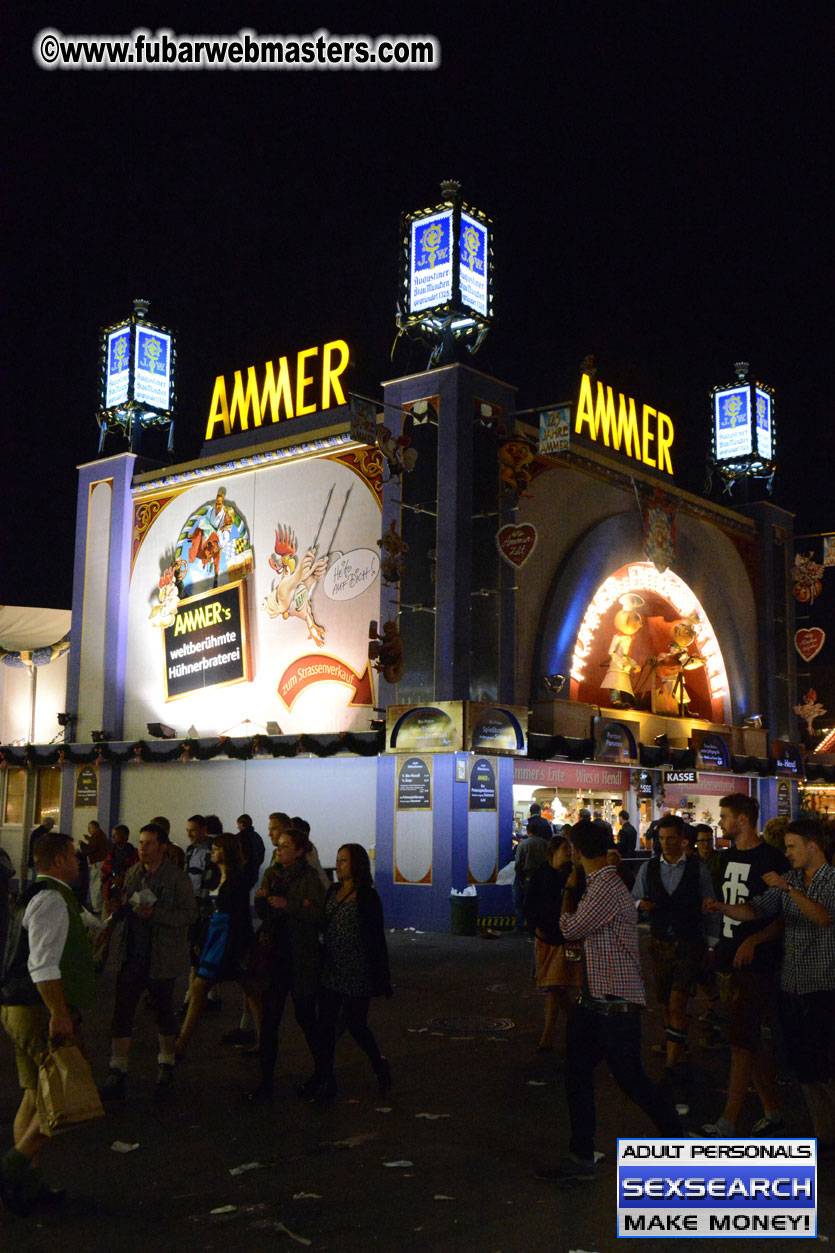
[4,2,834,622]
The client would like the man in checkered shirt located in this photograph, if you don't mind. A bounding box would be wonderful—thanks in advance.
[707,818,835,1151]
[534,820,680,1184]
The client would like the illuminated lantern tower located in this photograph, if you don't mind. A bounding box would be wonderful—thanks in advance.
[96,298,177,456]
[710,361,776,497]
[382,183,514,708]
[397,180,494,366]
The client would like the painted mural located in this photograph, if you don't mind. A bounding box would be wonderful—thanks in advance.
[126,453,381,737]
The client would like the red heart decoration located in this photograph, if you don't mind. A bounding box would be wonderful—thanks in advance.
[795,627,826,662]
[496,523,538,569]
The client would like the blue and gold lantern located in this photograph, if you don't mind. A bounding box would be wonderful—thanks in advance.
[710,361,775,491]
[96,298,177,454]
[397,180,493,365]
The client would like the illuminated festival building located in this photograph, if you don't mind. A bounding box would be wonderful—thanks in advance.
[0,188,813,930]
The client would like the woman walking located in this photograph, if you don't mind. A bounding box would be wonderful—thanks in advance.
[247,827,325,1102]
[525,835,581,1051]
[306,843,392,1102]
[174,835,253,1056]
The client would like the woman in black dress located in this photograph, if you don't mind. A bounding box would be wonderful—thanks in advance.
[306,843,392,1101]
[524,835,582,1051]
[174,834,252,1057]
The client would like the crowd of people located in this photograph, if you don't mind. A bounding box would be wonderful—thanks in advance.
[0,812,391,1217]
[517,794,835,1183]
[1,791,833,1215]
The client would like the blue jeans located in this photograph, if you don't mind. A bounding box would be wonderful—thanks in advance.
[565,1002,681,1160]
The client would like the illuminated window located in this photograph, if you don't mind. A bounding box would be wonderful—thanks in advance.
[35,768,61,826]
[3,767,25,826]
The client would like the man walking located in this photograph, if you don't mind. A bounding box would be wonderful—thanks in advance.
[101,824,139,916]
[592,809,614,846]
[535,821,680,1183]
[632,813,718,1113]
[0,832,96,1215]
[616,809,638,857]
[706,818,835,1148]
[182,814,216,1013]
[526,803,553,841]
[236,813,266,893]
[25,817,55,882]
[514,815,551,930]
[100,823,196,1100]
[700,792,788,1136]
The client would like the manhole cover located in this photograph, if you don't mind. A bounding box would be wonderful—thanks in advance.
[426,1015,514,1033]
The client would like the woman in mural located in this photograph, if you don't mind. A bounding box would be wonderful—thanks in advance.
[174,835,253,1058]
[246,826,325,1102]
[524,835,582,1051]
[302,843,392,1102]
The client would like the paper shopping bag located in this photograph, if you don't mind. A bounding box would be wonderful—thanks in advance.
[36,1044,105,1136]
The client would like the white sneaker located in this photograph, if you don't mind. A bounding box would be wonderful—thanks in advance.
[700,1120,734,1137]
[751,1114,784,1135]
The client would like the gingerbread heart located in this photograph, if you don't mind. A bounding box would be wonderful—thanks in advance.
[496,523,538,569]
[795,627,826,662]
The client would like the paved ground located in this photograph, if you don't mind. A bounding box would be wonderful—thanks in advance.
[1,927,832,1252]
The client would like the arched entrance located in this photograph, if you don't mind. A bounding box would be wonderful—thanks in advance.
[569,562,730,723]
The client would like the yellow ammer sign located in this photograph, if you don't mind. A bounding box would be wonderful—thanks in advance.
[205,339,350,440]
[574,372,674,474]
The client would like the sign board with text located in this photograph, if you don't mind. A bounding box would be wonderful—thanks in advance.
[617,1138,816,1239]
[594,717,640,765]
[397,756,432,809]
[74,765,98,808]
[163,582,251,701]
[469,757,497,811]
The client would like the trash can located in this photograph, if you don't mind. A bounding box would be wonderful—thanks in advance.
[449,895,479,936]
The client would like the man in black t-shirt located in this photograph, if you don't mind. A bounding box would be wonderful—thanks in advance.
[702,793,789,1136]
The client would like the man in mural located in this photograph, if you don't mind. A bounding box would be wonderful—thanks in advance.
[535,820,680,1183]
[188,487,234,572]
[181,485,255,589]
[261,524,329,647]
[100,823,196,1101]
[631,813,719,1115]
[700,793,789,1136]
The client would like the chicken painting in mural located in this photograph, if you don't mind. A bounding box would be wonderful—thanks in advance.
[260,484,352,648]
[148,565,181,629]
